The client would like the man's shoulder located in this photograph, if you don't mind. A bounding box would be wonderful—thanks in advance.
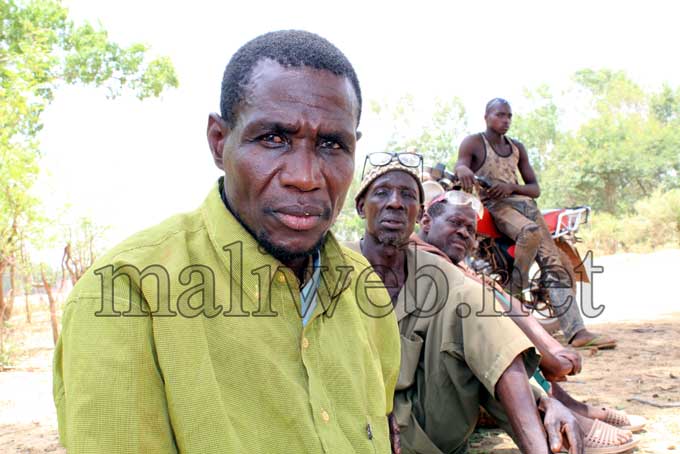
[507,136,526,150]
[461,132,484,146]
[68,207,209,300]
[102,208,206,264]
[338,241,372,272]
[410,244,466,285]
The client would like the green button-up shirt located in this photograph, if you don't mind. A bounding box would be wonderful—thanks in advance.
[53,180,400,453]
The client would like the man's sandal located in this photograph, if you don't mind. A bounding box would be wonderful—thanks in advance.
[584,419,639,454]
[570,335,617,350]
[599,407,647,433]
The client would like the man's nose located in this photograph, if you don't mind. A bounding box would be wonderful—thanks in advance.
[386,191,404,209]
[455,225,471,239]
[279,141,323,191]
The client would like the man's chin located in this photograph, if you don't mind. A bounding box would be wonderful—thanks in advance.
[377,231,409,247]
[446,247,466,264]
[257,232,325,265]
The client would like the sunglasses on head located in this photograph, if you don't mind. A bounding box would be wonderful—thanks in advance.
[361,152,424,179]
[430,190,484,219]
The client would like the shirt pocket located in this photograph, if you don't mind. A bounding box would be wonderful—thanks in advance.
[397,333,424,391]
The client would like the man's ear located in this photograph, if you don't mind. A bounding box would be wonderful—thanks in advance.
[420,212,432,234]
[356,130,362,141]
[356,197,366,218]
[416,204,424,223]
[207,113,229,170]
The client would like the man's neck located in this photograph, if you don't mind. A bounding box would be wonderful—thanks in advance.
[484,128,504,145]
[360,234,408,292]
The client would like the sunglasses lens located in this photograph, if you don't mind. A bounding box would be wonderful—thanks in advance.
[445,191,484,218]
[368,152,393,166]
[399,153,421,167]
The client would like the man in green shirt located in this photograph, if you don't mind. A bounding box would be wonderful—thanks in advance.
[349,157,583,454]
[53,30,400,453]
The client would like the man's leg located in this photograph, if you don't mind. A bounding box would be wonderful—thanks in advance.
[486,201,541,295]
[526,203,616,347]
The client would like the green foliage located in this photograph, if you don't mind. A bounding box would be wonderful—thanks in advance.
[0,0,178,273]
[537,70,680,213]
[510,85,560,174]
[333,176,364,242]
[371,95,467,167]
[581,189,680,255]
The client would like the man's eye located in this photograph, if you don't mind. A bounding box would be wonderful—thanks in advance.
[259,134,286,146]
[401,191,416,199]
[319,140,342,150]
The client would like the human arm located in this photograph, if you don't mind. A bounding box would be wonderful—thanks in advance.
[496,356,583,454]
[496,354,551,453]
[494,289,581,380]
[486,141,541,199]
[53,296,176,454]
[454,135,480,191]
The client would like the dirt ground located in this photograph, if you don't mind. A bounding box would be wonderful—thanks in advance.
[1,251,679,453]
[469,315,680,453]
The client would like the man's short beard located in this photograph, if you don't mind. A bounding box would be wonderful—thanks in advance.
[376,231,408,248]
[256,229,325,265]
[222,192,325,264]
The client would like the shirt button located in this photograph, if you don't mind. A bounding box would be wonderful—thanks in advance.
[301,337,309,350]
[277,272,286,284]
[321,409,330,423]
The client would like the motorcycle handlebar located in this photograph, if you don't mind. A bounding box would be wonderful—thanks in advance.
[427,163,491,189]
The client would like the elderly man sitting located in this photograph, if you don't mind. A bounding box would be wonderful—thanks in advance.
[347,152,584,454]
[415,189,644,451]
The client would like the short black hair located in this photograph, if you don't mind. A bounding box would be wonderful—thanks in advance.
[485,97,511,114]
[426,199,448,219]
[220,30,362,127]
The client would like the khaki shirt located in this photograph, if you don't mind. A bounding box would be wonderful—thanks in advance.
[346,241,539,454]
[53,181,400,454]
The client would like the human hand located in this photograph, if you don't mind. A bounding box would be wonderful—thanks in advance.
[487,182,514,199]
[541,348,582,382]
[388,413,401,454]
[454,166,476,191]
[539,396,584,454]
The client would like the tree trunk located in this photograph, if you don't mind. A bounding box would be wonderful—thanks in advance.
[0,262,5,321]
[24,276,31,324]
[41,265,59,345]
[4,262,16,321]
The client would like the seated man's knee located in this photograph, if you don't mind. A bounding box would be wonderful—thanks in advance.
[517,223,541,247]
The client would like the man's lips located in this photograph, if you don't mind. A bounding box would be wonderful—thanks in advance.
[271,205,329,231]
[379,217,407,229]
[448,238,467,252]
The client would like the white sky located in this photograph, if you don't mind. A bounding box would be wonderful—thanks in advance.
[34,0,680,257]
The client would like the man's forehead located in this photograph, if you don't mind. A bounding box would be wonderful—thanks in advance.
[443,203,477,220]
[370,170,419,190]
[242,59,359,114]
[489,103,511,114]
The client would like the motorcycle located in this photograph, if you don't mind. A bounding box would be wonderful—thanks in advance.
[425,163,591,329]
